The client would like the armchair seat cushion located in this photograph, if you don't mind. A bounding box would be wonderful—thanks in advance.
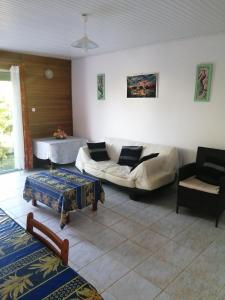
[179,176,220,195]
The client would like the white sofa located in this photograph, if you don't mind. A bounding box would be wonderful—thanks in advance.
[76,137,178,191]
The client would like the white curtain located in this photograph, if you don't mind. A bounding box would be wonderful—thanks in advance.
[10,66,25,169]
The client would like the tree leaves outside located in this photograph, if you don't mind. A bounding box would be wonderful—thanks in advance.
[0,81,14,172]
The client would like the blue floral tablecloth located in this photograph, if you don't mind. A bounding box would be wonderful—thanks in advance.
[0,209,103,300]
[23,168,104,228]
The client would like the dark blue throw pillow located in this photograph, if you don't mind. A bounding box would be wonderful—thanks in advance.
[197,156,225,185]
[118,146,143,167]
[130,153,159,172]
[87,142,110,161]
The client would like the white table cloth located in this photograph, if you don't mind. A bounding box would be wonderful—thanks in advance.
[33,136,87,164]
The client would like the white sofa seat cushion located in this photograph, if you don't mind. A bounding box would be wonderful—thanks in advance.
[85,160,135,188]
[179,176,220,195]
[84,160,115,179]
[86,160,115,172]
[104,163,134,188]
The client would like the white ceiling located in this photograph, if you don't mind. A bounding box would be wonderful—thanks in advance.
[1,0,225,59]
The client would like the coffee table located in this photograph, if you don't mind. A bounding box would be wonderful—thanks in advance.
[23,168,104,228]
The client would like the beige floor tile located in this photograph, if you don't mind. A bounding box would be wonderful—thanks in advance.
[110,218,145,239]
[173,218,223,252]
[91,207,123,226]
[79,254,129,292]
[6,202,36,218]
[186,254,225,290]
[131,228,169,253]
[108,240,150,269]
[103,194,129,208]
[135,256,181,289]
[147,204,173,218]
[43,217,62,233]
[150,211,197,238]
[165,271,218,300]
[87,227,126,252]
[202,237,225,265]
[216,288,225,300]
[101,291,117,300]
[81,205,105,218]
[0,189,22,201]
[106,271,161,300]
[57,227,85,248]
[126,200,151,210]
[68,260,80,272]
[69,211,107,239]
[155,291,181,300]
[129,208,161,226]
[69,240,104,269]
[0,196,25,210]
[15,215,26,228]
[155,240,198,268]
[110,203,139,218]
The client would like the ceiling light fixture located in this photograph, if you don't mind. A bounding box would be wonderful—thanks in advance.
[71,14,98,52]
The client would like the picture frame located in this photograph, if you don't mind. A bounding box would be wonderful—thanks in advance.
[127,73,158,98]
[97,74,105,100]
[194,63,213,102]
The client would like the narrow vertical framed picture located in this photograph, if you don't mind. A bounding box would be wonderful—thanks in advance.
[194,63,213,102]
[97,74,105,100]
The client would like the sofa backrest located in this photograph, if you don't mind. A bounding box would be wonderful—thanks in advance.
[105,137,176,162]
[196,146,225,169]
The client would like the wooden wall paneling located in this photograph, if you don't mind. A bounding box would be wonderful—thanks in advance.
[23,58,72,139]
[0,51,22,69]
[0,50,72,167]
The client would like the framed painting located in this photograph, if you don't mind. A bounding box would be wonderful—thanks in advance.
[127,73,157,98]
[194,63,213,102]
[97,74,105,100]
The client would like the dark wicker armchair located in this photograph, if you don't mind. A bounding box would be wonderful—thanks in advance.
[176,146,225,227]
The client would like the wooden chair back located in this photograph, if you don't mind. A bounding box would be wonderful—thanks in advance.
[26,212,69,265]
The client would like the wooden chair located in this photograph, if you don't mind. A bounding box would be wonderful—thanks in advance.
[26,212,69,265]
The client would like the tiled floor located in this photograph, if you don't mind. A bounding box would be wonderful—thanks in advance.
[1,169,225,299]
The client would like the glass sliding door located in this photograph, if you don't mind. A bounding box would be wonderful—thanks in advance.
[0,66,24,174]
[0,70,14,173]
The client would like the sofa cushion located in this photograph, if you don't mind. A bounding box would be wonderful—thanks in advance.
[179,176,219,194]
[84,160,135,187]
[196,156,225,185]
[118,146,143,167]
[130,153,159,172]
[104,164,134,188]
[87,142,110,161]
[84,161,113,179]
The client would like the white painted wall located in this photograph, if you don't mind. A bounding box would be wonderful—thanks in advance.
[72,33,225,164]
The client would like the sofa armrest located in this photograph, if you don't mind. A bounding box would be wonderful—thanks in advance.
[178,163,196,181]
[130,154,176,190]
[75,146,91,171]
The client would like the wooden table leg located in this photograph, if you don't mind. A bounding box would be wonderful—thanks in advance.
[92,201,98,211]
[32,199,37,206]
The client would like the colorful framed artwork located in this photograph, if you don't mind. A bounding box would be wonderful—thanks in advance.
[127,73,157,98]
[194,63,213,102]
[97,74,105,100]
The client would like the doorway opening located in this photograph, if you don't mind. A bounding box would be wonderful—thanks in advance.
[0,71,15,174]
